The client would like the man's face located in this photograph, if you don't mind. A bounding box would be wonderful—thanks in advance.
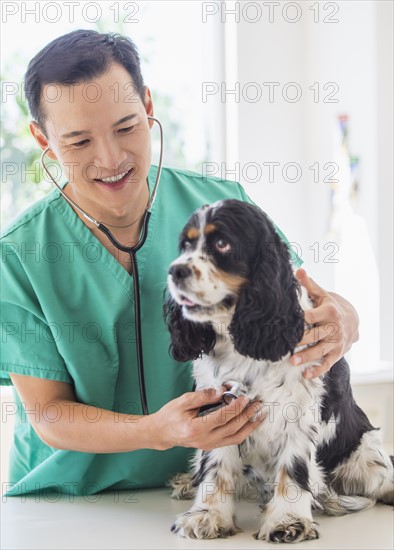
[32,62,154,220]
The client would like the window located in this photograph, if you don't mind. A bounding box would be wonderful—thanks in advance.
[1,1,223,228]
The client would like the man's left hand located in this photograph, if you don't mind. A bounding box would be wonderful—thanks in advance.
[291,268,360,379]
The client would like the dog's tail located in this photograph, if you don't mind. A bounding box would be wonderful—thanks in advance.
[318,491,376,516]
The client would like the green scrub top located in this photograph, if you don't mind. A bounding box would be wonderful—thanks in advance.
[1,164,302,497]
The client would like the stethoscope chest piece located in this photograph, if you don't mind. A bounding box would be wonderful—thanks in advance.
[222,380,248,405]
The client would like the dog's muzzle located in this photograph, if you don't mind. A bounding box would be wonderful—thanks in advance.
[168,263,191,284]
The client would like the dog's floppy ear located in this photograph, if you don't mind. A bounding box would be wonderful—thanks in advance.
[163,292,216,362]
[229,215,304,362]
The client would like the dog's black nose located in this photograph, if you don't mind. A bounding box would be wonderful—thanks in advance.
[169,264,192,282]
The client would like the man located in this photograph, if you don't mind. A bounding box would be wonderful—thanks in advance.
[1,30,359,497]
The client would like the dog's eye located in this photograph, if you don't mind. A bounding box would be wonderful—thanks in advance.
[215,238,232,253]
[182,240,192,252]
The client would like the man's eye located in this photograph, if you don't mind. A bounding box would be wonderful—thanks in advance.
[72,139,90,147]
[118,126,135,134]
[215,238,232,253]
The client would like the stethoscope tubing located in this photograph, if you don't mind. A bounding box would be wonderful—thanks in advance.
[40,115,164,415]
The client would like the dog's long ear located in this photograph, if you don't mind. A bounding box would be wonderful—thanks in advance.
[229,216,304,362]
[163,292,216,362]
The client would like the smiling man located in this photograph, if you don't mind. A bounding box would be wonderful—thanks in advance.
[0,30,359,498]
[30,57,154,273]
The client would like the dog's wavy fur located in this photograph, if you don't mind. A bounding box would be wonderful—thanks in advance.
[164,199,393,543]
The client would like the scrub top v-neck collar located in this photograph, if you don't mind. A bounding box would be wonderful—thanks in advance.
[51,165,159,299]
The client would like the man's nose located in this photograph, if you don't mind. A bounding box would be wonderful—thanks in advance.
[94,139,127,171]
[169,264,192,283]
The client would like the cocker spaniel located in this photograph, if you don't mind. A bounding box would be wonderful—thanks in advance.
[164,199,393,543]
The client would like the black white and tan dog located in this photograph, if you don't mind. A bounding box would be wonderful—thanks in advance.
[164,199,394,543]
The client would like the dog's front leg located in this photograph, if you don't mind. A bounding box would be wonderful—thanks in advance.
[255,460,319,543]
[171,446,242,539]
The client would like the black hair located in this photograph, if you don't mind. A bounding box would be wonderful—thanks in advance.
[24,29,145,134]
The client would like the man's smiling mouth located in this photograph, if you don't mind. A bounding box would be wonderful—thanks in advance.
[94,168,134,189]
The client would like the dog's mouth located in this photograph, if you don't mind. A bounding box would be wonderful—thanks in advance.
[178,294,203,311]
[179,294,196,306]
[178,293,235,312]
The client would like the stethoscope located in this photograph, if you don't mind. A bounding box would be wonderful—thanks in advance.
[197,380,248,416]
[40,115,163,416]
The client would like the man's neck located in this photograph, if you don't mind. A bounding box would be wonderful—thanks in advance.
[63,180,150,247]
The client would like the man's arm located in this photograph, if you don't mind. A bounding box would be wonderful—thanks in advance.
[291,269,360,378]
[9,373,155,452]
[9,374,265,453]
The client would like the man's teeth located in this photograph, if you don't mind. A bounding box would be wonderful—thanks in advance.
[100,170,129,183]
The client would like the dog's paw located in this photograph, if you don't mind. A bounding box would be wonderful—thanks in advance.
[254,515,319,543]
[166,472,197,500]
[170,509,240,539]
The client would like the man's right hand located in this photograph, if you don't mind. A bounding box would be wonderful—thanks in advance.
[149,388,266,451]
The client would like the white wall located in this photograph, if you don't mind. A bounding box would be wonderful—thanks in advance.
[233,0,392,369]
[376,0,394,362]
[237,6,309,250]
[304,0,381,372]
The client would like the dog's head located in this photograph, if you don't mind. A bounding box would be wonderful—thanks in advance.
[164,200,304,363]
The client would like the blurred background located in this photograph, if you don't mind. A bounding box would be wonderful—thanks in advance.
[1,1,393,475]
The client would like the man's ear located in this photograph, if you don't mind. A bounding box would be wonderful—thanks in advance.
[143,86,155,129]
[29,121,58,160]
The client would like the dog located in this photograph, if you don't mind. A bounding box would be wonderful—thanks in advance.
[163,199,394,543]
